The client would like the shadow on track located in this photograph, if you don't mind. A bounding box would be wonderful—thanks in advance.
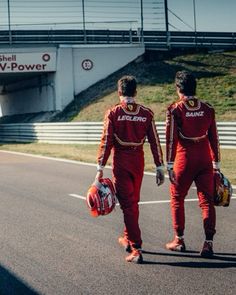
[141,250,236,268]
[0,264,39,295]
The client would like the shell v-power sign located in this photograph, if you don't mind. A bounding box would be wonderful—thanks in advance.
[0,52,56,73]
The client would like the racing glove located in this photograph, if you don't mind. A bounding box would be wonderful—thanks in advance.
[167,162,177,184]
[156,166,165,186]
[213,161,221,173]
[95,164,104,181]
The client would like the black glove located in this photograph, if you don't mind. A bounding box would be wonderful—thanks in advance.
[156,166,165,186]
[167,163,177,184]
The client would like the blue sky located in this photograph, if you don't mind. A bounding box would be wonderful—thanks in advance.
[168,0,236,32]
[0,0,235,32]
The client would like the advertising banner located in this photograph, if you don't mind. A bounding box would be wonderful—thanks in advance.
[0,52,56,73]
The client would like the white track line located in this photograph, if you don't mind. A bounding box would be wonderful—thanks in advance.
[0,150,170,177]
[69,194,86,200]
[69,194,235,205]
[1,150,235,189]
[138,199,198,204]
[1,150,236,192]
[139,196,235,205]
[192,186,236,197]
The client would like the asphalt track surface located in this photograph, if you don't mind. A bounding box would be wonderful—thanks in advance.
[0,150,235,295]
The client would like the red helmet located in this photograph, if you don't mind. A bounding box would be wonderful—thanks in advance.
[214,171,232,207]
[86,178,116,217]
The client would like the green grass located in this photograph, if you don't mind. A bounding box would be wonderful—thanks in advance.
[0,143,235,185]
[61,50,236,122]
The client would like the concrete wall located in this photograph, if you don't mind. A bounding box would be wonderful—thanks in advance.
[54,47,74,111]
[72,44,144,94]
[56,44,145,111]
[0,44,145,116]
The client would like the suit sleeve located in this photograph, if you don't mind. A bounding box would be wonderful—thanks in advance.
[208,109,220,164]
[165,106,178,166]
[146,118,164,167]
[97,109,114,168]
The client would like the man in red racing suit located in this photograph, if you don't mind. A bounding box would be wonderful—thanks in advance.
[165,71,220,258]
[95,75,164,263]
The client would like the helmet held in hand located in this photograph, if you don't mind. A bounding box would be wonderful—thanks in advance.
[214,172,232,207]
[86,178,116,217]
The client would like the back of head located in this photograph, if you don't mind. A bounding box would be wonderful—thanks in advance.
[175,71,196,96]
[118,75,137,97]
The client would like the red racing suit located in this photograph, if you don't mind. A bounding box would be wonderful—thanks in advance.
[166,96,220,240]
[97,99,164,248]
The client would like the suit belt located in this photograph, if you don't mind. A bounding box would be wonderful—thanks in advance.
[179,132,208,143]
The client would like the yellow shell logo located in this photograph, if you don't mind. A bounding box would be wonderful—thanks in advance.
[128,104,133,111]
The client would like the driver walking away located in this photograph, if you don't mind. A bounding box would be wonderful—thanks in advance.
[165,71,220,258]
[95,75,165,263]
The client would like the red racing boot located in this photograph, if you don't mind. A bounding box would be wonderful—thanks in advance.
[118,236,131,253]
[166,236,186,252]
[125,248,143,264]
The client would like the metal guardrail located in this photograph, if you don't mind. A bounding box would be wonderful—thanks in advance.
[0,29,235,50]
[144,31,236,50]
[0,122,235,148]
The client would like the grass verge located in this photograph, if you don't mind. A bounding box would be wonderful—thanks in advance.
[67,51,236,122]
[0,143,235,185]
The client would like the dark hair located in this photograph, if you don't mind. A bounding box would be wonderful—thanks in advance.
[175,71,196,96]
[118,75,137,97]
